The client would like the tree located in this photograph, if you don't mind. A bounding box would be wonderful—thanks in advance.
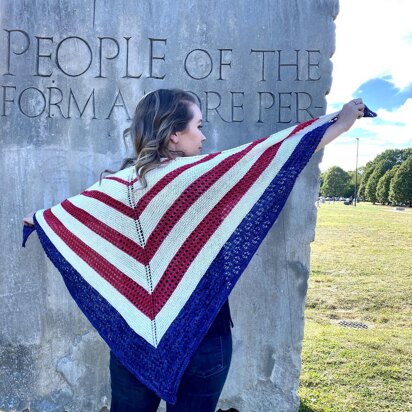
[320,166,351,197]
[376,166,399,204]
[359,149,412,200]
[347,170,363,199]
[365,159,394,204]
[389,157,412,206]
[358,162,375,199]
[319,170,326,190]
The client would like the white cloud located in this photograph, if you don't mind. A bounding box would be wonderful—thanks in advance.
[321,99,412,171]
[362,99,412,147]
[321,1,412,171]
[327,0,412,106]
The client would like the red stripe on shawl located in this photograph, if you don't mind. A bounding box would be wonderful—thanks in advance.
[103,158,177,187]
[61,199,148,265]
[151,140,282,314]
[287,117,319,137]
[144,138,264,260]
[81,191,136,218]
[104,176,134,185]
[43,209,156,319]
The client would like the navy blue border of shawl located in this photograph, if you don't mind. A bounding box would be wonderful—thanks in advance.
[33,121,330,404]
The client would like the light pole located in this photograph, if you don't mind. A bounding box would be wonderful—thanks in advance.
[354,137,359,206]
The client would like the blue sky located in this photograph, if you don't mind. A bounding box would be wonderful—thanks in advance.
[322,0,412,171]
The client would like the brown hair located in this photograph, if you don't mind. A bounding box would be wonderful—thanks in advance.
[107,89,197,187]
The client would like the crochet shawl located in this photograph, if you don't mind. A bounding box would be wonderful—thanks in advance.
[23,107,376,403]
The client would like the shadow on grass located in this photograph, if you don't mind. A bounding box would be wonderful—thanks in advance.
[298,401,317,412]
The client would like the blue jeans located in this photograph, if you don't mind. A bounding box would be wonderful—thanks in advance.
[110,332,232,412]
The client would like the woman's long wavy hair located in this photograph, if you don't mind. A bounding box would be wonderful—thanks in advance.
[107,89,197,187]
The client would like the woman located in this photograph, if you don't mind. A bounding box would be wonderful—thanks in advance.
[23,89,369,411]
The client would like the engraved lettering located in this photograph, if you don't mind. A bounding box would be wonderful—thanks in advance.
[250,49,276,81]
[148,38,167,79]
[4,29,30,76]
[205,91,229,123]
[2,85,16,116]
[47,87,67,118]
[67,88,96,119]
[18,87,46,118]
[122,37,142,79]
[106,89,130,120]
[307,50,321,81]
[56,36,93,77]
[0,30,327,125]
[96,37,120,78]
[296,92,315,121]
[278,92,292,123]
[35,36,53,77]
[277,50,300,81]
[230,91,244,122]
[184,49,213,80]
[218,48,232,80]
[257,91,275,123]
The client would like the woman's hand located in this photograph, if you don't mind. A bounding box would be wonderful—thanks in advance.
[334,98,365,132]
[316,98,365,152]
[23,213,35,227]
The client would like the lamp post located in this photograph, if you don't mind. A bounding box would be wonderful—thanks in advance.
[354,137,359,207]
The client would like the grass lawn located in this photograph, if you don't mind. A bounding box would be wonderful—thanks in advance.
[298,202,412,412]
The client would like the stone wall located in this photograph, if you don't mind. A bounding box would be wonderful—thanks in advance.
[0,1,338,410]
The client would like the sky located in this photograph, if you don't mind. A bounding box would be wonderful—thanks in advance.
[321,0,412,171]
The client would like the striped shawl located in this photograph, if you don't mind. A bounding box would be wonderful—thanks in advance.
[23,107,376,403]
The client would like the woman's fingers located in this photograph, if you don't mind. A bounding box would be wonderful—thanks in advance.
[350,98,365,119]
[23,214,35,227]
[356,104,365,119]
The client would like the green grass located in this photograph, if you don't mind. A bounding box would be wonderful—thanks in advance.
[298,203,412,412]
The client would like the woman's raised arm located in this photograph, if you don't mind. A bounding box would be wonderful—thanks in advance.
[316,99,365,152]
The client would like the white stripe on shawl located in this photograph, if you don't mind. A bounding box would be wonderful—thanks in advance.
[68,195,145,246]
[51,203,150,290]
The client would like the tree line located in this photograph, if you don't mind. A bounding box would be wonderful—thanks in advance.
[320,148,412,206]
